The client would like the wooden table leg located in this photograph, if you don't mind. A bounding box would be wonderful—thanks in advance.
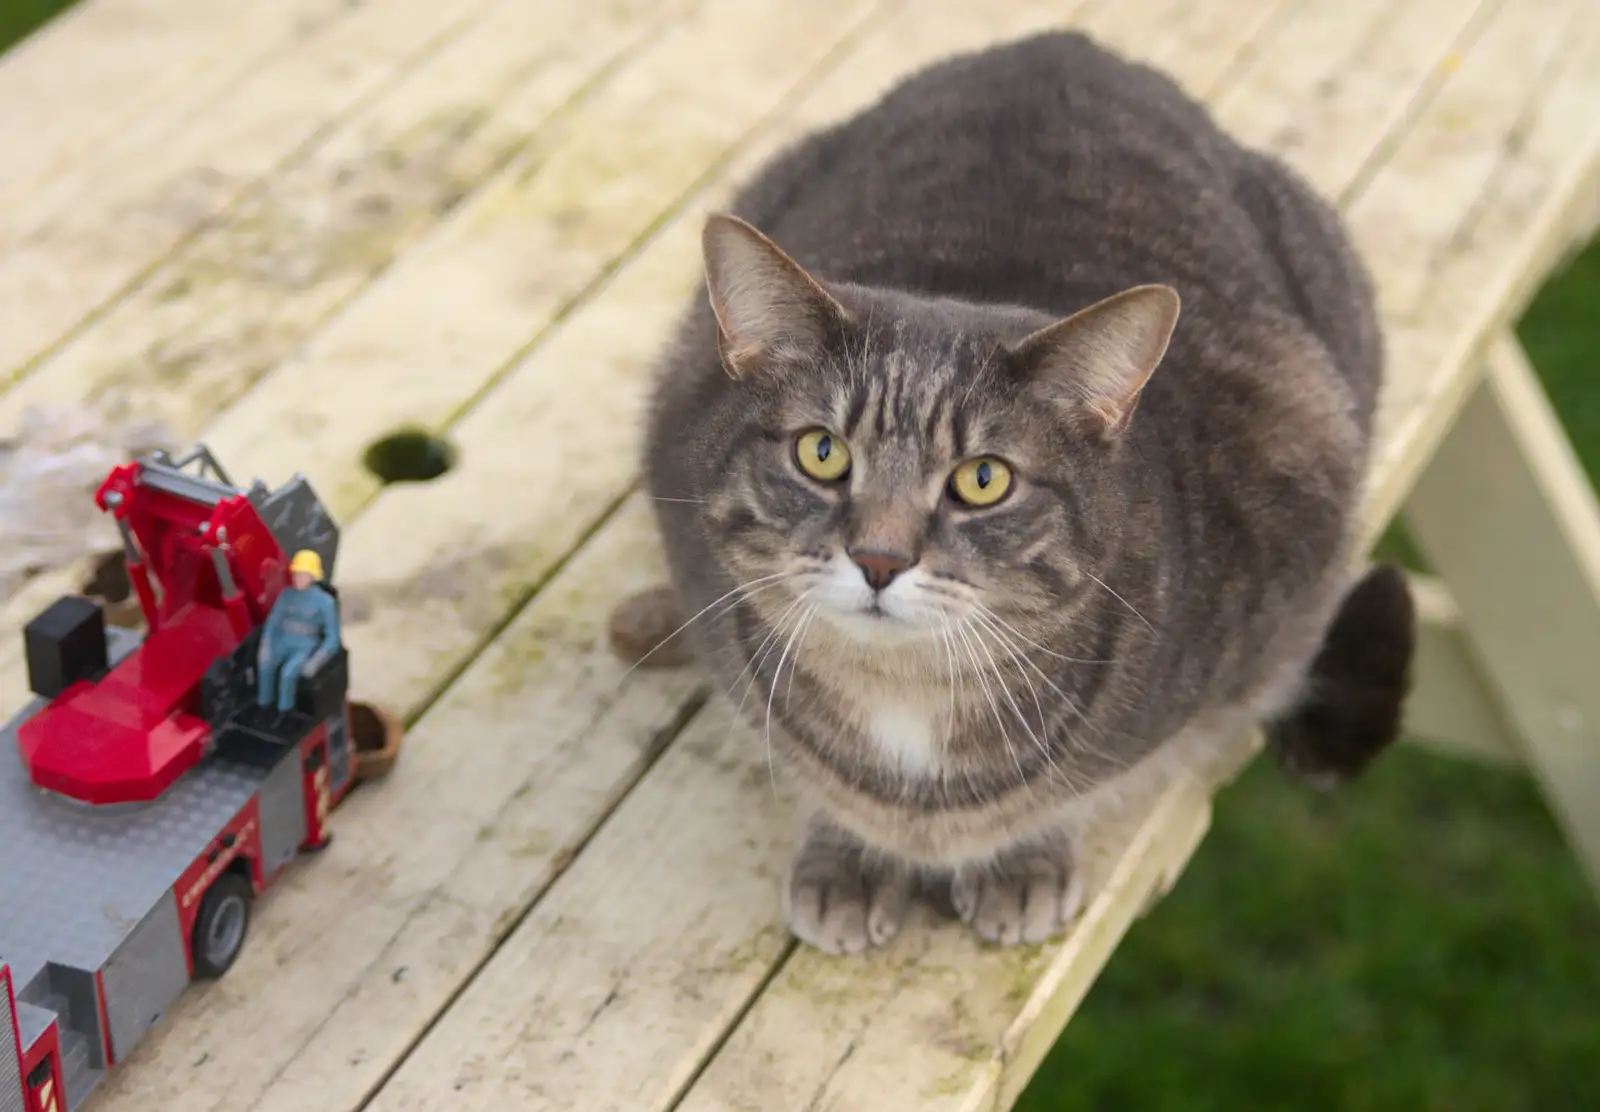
[1401,332,1600,897]
[1402,573,1521,765]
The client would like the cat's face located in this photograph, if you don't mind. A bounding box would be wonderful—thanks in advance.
[715,337,1091,647]
[694,214,1180,652]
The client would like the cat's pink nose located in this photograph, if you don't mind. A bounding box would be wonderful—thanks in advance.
[850,550,914,591]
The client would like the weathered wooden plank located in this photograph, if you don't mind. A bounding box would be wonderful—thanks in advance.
[1208,0,1393,128]
[1404,334,1600,893]
[1211,0,1498,199]
[192,0,884,521]
[0,0,684,444]
[0,0,349,209]
[0,0,507,385]
[994,782,1219,1112]
[1349,0,1586,321]
[363,691,797,1112]
[1359,0,1600,536]
[1081,0,1296,99]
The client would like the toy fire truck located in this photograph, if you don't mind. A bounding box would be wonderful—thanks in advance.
[1,444,401,1112]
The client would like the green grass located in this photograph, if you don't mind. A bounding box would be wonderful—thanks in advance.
[1018,239,1600,1111]
[4,5,1598,1108]
[1017,749,1600,1112]
[0,0,75,51]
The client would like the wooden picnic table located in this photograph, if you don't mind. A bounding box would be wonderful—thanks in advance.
[2,0,1598,1108]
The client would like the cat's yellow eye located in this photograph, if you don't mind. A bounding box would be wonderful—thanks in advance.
[794,428,851,482]
[949,456,1012,507]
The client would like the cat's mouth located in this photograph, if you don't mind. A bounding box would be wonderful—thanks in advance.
[815,595,936,647]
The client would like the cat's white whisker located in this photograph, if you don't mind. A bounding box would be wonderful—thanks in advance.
[783,604,823,714]
[732,594,808,718]
[958,346,999,411]
[621,570,796,679]
[727,593,812,799]
[952,618,1028,791]
[966,617,1065,786]
[973,616,1096,790]
[764,601,817,793]
[730,609,802,719]
[970,608,1116,772]
[976,604,1114,665]
[936,612,959,732]
[972,604,1099,716]
[1081,569,1156,635]
[976,619,1048,737]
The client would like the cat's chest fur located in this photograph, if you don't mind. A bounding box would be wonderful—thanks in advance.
[858,697,945,778]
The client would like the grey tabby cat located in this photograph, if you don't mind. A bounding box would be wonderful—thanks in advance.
[621,31,1415,953]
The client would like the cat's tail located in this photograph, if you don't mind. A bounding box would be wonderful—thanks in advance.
[1265,562,1417,786]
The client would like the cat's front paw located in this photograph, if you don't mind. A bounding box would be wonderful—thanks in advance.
[782,821,912,955]
[951,837,1085,946]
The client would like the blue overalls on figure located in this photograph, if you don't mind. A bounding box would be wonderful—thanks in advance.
[256,549,341,715]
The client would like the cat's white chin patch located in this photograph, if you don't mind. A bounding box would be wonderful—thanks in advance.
[820,607,926,646]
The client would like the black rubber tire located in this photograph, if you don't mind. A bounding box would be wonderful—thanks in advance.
[190,871,253,978]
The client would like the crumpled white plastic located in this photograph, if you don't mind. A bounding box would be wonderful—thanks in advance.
[0,405,170,603]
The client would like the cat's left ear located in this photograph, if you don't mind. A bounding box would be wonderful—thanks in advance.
[702,213,850,378]
[1008,284,1180,437]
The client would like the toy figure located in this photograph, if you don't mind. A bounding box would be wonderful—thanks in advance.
[256,548,341,716]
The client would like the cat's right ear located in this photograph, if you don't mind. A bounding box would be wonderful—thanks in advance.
[1008,284,1181,438]
[702,213,849,378]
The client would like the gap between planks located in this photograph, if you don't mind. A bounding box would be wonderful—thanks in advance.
[0,0,519,388]
[0,0,365,212]
[1358,0,1600,537]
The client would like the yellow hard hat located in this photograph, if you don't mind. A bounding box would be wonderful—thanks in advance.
[288,549,324,579]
